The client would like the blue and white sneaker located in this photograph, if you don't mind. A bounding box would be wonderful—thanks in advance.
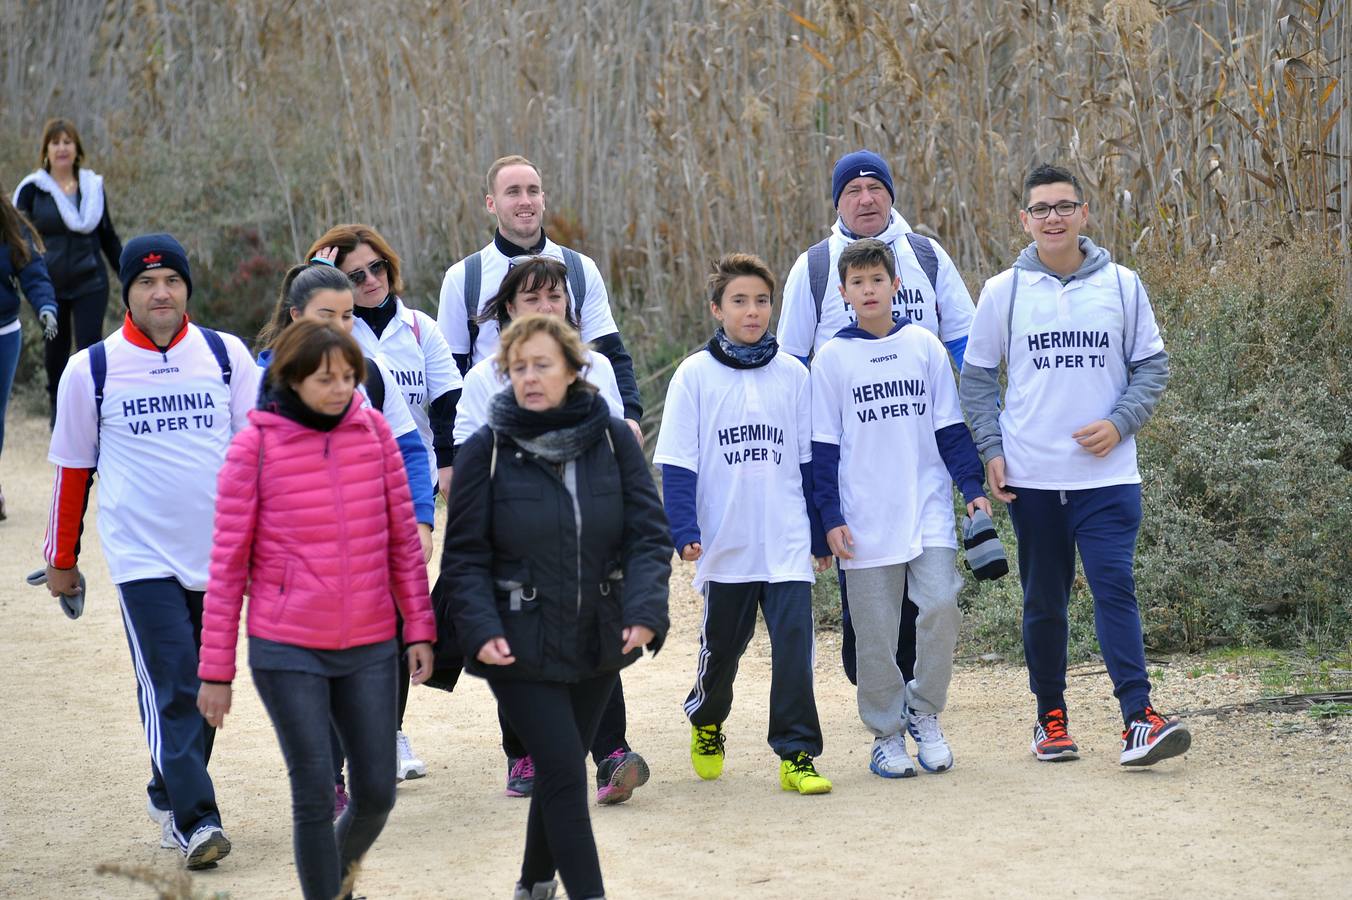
[183,824,231,870]
[906,708,954,773]
[147,798,177,850]
[869,733,916,778]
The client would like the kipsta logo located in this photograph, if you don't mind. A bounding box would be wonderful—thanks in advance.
[143,252,163,266]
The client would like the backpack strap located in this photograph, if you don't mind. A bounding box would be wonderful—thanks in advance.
[411,308,421,344]
[197,327,233,385]
[489,430,499,479]
[1005,271,1022,363]
[806,238,832,324]
[463,253,482,359]
[1113,264,1138,373]
[90,340,107,459]
[561,247,587,324]
[363,356,386,411]
[904,232,940,292]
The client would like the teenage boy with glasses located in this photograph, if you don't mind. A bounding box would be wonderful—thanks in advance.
[959,163,1191,767]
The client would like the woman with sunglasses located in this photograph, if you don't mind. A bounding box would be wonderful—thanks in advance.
[307,225,462,785]
[451,256,651,806]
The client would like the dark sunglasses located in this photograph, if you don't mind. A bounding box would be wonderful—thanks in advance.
[345,258,389,286]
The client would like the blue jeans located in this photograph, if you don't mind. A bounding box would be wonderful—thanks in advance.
[1007,484,1152,723]
[253,652,399,900]
[0,328,21,459]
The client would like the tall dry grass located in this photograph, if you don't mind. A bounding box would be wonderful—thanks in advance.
[1,0,1346,370]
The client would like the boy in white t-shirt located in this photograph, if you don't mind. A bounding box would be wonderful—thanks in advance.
[811,239,990,778]
[654,253,833,795]
[960,164,1190,767]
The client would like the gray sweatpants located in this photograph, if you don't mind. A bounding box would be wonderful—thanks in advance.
[848,548,963,737]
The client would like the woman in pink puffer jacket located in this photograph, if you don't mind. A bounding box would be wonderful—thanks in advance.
[196,320,435,900]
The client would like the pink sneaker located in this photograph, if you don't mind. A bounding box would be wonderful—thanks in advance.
[333,783,350,820]
[505,756,535,798]
[595,749,650,805]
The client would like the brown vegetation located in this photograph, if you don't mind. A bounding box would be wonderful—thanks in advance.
[2,1,1345,361]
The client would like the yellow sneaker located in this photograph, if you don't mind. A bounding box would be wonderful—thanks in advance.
[779,751,832,795]
[690,724,726,780]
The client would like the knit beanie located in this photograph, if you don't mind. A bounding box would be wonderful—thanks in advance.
[962,508,1009,581]
[832,150,895,209]
[120,233,193,306]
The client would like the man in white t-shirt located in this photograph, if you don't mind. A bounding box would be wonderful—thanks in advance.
[42,234,259,868]
[779,150,979,688]
[436,155,643,445]
[654,253,832,795]
[959,163,1190,768]
[811,239,989,779]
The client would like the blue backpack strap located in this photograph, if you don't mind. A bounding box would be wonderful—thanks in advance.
[197,326,233,385]
[806,238,831,323]
[463,252,482,355]
[561,247,587,324]
[89,341,107,453]
[904,232,939,292]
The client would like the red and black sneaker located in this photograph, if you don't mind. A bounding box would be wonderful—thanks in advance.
[1120,706,1191,766]
[1031,708,1080,761]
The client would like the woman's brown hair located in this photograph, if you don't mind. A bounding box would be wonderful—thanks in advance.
[305,224,405,296]
[267,320,366,393]
[495,313,597,399]
[39,118,85,171]
[0,180,43,268]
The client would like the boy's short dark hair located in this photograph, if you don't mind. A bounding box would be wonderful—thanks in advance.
[837,238,896,284]
[1023,164,1083,206]
[708,252,776,307]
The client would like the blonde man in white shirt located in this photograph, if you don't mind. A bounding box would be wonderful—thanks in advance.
[959,163,1190,768]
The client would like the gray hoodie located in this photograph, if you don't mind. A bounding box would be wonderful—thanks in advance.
[959,238,1170,466]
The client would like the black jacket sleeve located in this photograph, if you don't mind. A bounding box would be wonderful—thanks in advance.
[15,183,34,217]
[440,428,503,658]
[609,421,671,652]
[428,387,461,469]
[97,196,123,272]
[592,332,643,421]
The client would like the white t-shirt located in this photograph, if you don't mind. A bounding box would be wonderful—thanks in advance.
[654,351,814,589]
[810,325,964,569]
[779,212,976,359]
[48,324,260,589]
[350,297,463,483]
[436,237,619,365]
[964,264,1164,490]
[454,349,625,445]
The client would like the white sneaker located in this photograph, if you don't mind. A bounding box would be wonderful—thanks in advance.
[906,708,954,773]
[183,825,231,870]
[396,730,427,781]
[868,733,916,779]
[147,798,177,850]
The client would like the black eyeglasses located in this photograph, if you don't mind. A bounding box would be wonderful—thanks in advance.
[1024,201,1084,219]
[345,258,389,286]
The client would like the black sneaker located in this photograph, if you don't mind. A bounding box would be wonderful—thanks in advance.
[505,755,535,797]
[595,749,650,805]
[1121,706,1191,766]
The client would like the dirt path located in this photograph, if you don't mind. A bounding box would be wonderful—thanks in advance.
[1,410,1349,899]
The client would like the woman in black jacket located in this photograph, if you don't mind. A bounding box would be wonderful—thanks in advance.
[13,118,122,422]
[443,314,670,900]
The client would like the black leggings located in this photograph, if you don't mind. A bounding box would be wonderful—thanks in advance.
[45,288,108,410]
[491,673,617,900]
[500,674,629,766]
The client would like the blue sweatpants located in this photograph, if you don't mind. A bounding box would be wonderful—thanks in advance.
[684,580,823,758]
[1006,484,1152,723]
[116,578,221,846]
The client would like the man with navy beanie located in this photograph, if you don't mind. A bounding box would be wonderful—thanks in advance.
[43,231,259,867]
[779,150,980,694]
